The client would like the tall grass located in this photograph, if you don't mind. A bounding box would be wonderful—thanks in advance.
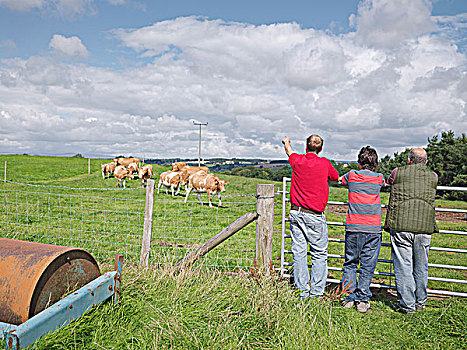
[35,262,467,349]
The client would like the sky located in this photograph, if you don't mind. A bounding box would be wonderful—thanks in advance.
[0,0,466,161]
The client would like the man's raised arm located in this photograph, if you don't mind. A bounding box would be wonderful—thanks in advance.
[282,136,294,157]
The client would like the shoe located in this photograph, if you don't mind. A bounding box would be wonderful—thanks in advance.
[416,306,424,311]
[393,304,415,314]
[356,301,370,313]
[342,300,355,308]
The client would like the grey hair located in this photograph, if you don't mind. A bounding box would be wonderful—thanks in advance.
[408,148,427,164]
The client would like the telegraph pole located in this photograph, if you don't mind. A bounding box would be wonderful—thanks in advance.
[193,121,208,166]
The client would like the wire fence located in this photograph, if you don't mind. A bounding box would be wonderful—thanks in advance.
[148,195,258,268]
[0,184,258,269]
[0,189,146,262]
[280,177,467,297]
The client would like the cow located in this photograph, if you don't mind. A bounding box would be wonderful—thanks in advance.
[184,171,229,207]
[113,165,134,188]
[138,164,153,187]
[127,162,139,174]
[158,171,183,196]
[114,157,141,167]
[171,162,187,171]
[101,162,116,180]
[179,166,210,188]
[172,162,209,173]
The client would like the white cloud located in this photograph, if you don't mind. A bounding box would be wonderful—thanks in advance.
[0,0,43,12]
[49,34,89,58]
[0,0,95,17]
[350,0,436,49]
[0,1,466,160]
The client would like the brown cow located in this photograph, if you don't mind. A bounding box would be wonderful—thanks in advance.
[171,162,187,171]
[114,157,141,167]
[101,162,116,180]
[184,171,229,207]
[114,165,134,188]
[138,164,153,187]
[179,166,210,187]
[158,171,182,196]
[127,162,139,174]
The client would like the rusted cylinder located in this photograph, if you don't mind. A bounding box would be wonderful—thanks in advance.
[0,238,100,325]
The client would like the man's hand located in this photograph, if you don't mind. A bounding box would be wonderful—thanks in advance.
[282,136,293,156]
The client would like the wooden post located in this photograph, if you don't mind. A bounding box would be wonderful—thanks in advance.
[256,184,275,271]
[140,179,155,267]
[175,212,259,269]
[88,158,91,175]
[4,161,6,183]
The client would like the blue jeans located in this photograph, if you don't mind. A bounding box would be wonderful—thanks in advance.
[390,230,431,312]
[341,232,381,302]
[289,210,328,298]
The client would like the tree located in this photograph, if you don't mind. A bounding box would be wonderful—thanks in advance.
[378,131,467,200]
[426,131,467,186]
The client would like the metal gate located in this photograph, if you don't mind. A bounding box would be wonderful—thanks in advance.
[280,177,467,298]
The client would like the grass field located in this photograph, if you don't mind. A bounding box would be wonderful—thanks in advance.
[0,155,466,349]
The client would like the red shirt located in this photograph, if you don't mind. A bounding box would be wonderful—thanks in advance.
[288,152,339,212]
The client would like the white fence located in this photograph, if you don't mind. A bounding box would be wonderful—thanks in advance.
[280,177,467,298]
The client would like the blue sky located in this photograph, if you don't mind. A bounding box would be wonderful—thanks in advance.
[0,0,466,160]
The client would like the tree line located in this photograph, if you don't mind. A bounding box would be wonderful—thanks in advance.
[222,131,466,200]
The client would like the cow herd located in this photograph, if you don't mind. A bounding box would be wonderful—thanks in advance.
[100,159,229,207]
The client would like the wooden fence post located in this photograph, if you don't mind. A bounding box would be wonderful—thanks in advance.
[4,161,6,183]
[140,179,155,267]
[88,158,91,175]
[256,184,275,271]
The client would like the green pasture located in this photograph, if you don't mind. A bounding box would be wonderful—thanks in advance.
[0,154,466,292]
[0,155,466,349]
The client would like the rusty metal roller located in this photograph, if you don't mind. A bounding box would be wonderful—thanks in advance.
[0,238,100,325]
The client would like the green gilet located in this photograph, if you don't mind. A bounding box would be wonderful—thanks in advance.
[386,163,438,234]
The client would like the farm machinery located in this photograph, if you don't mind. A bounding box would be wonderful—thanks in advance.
[0,238,123,349]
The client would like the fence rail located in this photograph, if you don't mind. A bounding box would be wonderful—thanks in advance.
[280,177,467,298]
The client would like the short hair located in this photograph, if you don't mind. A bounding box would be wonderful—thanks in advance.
[408,148,427,164]
[358,146,378,170]
[306,134,323,153]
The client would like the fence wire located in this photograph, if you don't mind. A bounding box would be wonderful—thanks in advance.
[149,196,257,268]
[0,186,258,269]
[0,189,145,262]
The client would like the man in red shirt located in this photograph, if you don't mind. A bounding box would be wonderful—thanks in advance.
[282,135,339,299]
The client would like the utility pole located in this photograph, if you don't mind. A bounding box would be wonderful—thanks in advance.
[193,121,208,166]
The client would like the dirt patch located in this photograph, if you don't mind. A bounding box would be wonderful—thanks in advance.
[326,204,467,224]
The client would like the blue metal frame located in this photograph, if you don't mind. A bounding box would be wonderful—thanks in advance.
[1,255,123,349]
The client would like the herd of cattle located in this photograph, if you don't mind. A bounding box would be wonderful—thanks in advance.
[101,158,229,207]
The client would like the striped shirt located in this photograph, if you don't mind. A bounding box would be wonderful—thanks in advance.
[341,169,386,233]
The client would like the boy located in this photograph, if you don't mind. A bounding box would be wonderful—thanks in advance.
[339,146,385,313]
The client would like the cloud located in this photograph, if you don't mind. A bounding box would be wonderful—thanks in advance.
[0,2,466,160]
[350,0,436,49]
[0,0,96,17]
[49,34,89,58]
[0,0,43,12]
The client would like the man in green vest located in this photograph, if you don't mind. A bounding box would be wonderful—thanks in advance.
[385,148,438,314]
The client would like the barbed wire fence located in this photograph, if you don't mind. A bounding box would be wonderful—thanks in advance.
[0,179,274,270]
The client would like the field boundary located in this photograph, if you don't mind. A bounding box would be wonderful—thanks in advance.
[0,180,278,271]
